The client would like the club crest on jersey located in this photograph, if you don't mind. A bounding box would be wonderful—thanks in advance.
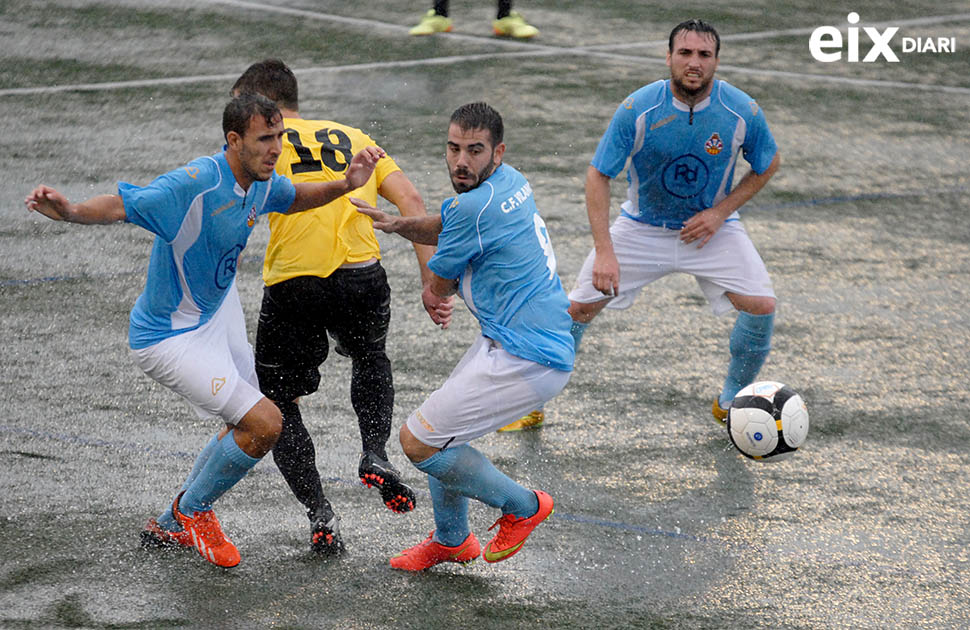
[246,205,257,227]
[704,133,724,155]
[211,377,226,396]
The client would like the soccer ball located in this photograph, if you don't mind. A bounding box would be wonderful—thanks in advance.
[727,381,809,462]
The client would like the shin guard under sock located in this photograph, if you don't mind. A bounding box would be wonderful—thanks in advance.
[414,444,538,518]
[720,311,775,407]
[179,432,259,515]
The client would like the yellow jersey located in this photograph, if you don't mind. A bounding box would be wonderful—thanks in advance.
[263,116,401,285]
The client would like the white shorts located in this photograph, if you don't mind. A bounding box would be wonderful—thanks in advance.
[406,335,571,449]
[131,282,264,425]
[568,215,775,316]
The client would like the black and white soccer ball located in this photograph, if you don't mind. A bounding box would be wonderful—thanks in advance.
[727,381,809,462]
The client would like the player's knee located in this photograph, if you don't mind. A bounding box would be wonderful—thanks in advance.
[398,425,417,461]
[399,424,436,464]
[256,415,282,455]
[241,400,283,455]
[749,297,776,315]
[730,294,775,315]
[264,404,283,441]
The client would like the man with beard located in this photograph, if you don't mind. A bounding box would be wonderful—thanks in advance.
[25,93,383,568]
[352,102,574,570]
[519,18,782,430]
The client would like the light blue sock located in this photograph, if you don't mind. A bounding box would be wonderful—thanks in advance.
[178,432,260,516]
[570,320,589,353]
[720,311,775,407]
[427,475,470,547]
[156,433,221,531]
[414,444,538,518]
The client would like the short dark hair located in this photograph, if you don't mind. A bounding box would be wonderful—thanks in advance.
[222,92,281,140]
[231,59,299,111]
[450,102,504,147]
[668,19,720,57]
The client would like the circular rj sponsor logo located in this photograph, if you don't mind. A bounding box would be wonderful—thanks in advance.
[662,154,709,199]
[215,244,244,289]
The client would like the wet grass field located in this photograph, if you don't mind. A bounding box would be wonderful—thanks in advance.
[1,1,969,628]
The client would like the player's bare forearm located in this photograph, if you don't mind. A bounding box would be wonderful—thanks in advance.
[393,215,442,245]
[585,165,615,257]
[290,179,352,213]
[585,165,620,295]
[351,197,441,245]
[429,273,458,298]
[25,187,126,224]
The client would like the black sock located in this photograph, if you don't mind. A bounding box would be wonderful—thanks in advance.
[351,352,393,460]
[433,0,448,17]
[272,401,329,523]
[496,0,512,19]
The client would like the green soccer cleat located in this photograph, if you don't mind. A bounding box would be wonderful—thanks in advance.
[409,10,453,36]
[492,11,539,39]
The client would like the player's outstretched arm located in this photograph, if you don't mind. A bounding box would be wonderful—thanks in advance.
[288,146,386,214]
[25,186,126,224]
[350,197,442,245]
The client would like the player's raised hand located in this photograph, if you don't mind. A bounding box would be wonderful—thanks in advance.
[345,146,386,190]
[25,185,72,222]
[25,188,125,225]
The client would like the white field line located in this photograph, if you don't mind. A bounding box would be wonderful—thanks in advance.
[0,5,967,97]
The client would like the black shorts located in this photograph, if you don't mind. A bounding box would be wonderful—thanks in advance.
[255,262,391,402]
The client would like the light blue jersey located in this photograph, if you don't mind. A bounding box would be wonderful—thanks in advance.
[121,151,296,349]
[592,79,777,230]
[429,164,574,372]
